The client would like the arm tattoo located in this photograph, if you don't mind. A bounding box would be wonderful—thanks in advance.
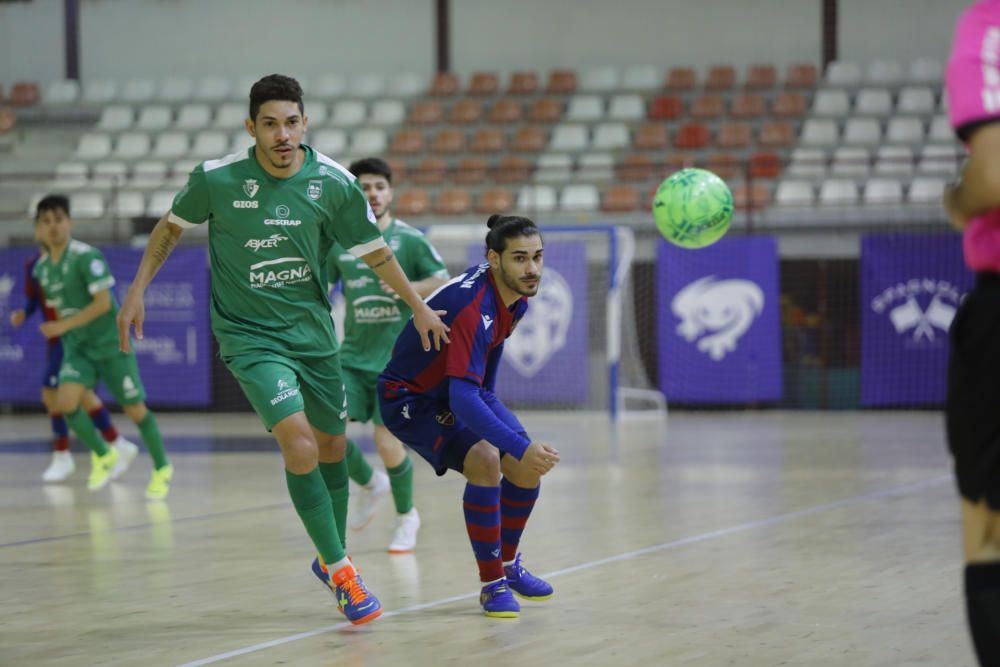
[151,231,178,267]
[369,254,395,270]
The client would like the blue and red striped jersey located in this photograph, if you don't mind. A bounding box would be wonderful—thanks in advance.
[382,263,528,402]
[23,254,60,346]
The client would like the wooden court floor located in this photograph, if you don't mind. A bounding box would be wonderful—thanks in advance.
[0,410,976,666]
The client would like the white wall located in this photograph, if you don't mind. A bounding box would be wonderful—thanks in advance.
[839,0,966,64]
[0,0,64,88]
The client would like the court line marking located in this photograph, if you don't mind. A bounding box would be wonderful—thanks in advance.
[177,473,952,667]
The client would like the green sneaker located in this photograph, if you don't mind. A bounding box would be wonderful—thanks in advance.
[145,464,174,500]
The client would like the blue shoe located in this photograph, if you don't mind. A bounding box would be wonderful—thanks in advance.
[311,557,343,614]
[331,563,383,625]
[504,553,553,600]
[480,579,520,618]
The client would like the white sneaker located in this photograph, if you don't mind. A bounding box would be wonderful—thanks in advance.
[110,437,139,480]
[349,470,390,531]
[42,450,75,482]
[387,507,421,554]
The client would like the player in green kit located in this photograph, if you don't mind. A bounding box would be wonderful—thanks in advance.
[31,195,172,498]
[328,157,450,553]
[117,75,449,625]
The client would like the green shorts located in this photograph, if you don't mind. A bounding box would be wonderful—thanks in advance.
[59,345,146,405]
[224,351,348,435]
[343,365,384,426]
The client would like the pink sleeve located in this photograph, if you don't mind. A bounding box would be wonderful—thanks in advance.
[947,1,1000,138]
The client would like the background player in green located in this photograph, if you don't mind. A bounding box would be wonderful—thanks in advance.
[116,75,449,625]
[328,157,450,553]
[31,195,172,498]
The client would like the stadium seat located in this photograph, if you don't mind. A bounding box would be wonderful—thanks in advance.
[434,189,472,215]
[80,79,117,106]
[830,147,870,177]
[591,122,629,150]
[546,69,578,94]
[75,133,113,160]
[774,180,815,206]
[918,144,960,175]
[394,189,431,216]
[429,72,460,97]
[549,124,589,151]
[511,126,547,153]
[43,80,80,105]
[616,153,656,182]
[908,177,946,203]
[377,72,418,98]
[475,188,515,214]
[787,148,827,177]
[170,160,198,187]
[927,115,954,143]
[664,67,697,92]
[313,74,348,99]
[386,158,408,183]
[907,58,944,85]
[825,61,862,87]
[939,93,949,114]
[885,117,925,144]
[70,192,105,218]
[866,60,904,85]
[312,129,347,156]
[577,153,614,181]
[194,76,232,102]
[704,153,741,180]
[854,88,893,116]
[9,82,39,106]
[152,132,189,160]
[785,63,818,89]
[896,86,936,114]
[648,95,684,120]
[349,73,386,98]
[812,89,851,117]
[690,95,725,119]
[214,103,246,129]
[97,105,134,132]
[733,182,772,210]
[431,128,465,153]
[745,64,777,90]
[771,92,807,118]
[130,161,168,189]
[601,185,641,212]
[304,102,329,127]
[448,99,483,125]
[410,157,448,185]
[367,99,404,126]
[121,78,156,103]
[331,101,366,127]
[715,123,752,149]
[559,184,600,211]
[818,178,859,205]
[874,145,915,176]
[229,131,254,154]
[673,123,711,150]
[52,162,89,190]
[581,66,619,93]
[516,184,557,212]
[234,75,261,100]
[758,121,795,148]
[452,157,488,184]
[349,128,387,155]
[633,123,669,151]
[136,105,172,131]
[800,119,840,147]
[608,94,645,121]
[390,129,425,155]
[527,97,563,123]
[175,104,212,131]
[730,93,765,119]
[468,72,500,96]
[488,99,523,124]
[112,132,152,160]
[622,65,660,91]
[566,95,604,122]
[469,127,505,153]
[159,76,195,103]
[748,151,783,180]
[863,178,904,205]
[408,100,443,125]
[507,71,539,95]
[705,65,736,91]
[146,190,176,217]
[535,153,573,182]
[91,161,128,188]
[492,157,533,183]
[112,191,146,218]
[189,131,228,159]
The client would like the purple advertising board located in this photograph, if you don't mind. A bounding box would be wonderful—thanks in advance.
[466,241,588,406]
[656,236,783,403]
[0,246,211,406]
[860,233,973,407]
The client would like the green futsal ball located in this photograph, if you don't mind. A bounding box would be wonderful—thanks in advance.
[652,168,733,249]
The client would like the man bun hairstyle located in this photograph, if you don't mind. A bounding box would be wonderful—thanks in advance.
[249,74,304,121]
[485,214,540,256]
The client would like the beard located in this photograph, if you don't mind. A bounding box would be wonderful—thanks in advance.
[500,265,540,296]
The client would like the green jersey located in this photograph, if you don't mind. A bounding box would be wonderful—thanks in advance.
[169,144,385,359]
[327,219,448,373]
[33,239,119,355]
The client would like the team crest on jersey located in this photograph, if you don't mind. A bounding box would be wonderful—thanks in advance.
[307,180,322,200]
[435,410,455,426]
[243,179,259,198]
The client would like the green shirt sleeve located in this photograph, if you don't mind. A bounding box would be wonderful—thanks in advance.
[328,178,384,258]
[168,163,210,227]
[412,235,450,281]
[81,248,116,296]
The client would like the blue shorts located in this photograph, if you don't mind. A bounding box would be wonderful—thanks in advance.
[378,378,483,476]
[43,342,63,389]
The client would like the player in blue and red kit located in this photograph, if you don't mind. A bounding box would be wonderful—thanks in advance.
[379,214,560,618]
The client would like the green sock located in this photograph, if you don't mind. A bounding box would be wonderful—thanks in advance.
[286,467,345,565]
[66,409,108,456]
[345,439,374,486]
[387,455,414,514]
[137,412,169,469]
[319,460,350,551]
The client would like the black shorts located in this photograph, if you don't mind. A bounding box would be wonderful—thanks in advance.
[946,272,1000,509]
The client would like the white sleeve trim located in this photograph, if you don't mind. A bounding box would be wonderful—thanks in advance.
[347,237,388,258]
[167,211,201,228]
[88,276,116,295]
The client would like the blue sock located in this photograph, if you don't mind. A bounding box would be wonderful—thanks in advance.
[51,413,69,439]
[463,483,503,582]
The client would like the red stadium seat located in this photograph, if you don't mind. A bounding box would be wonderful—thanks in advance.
[528,97,563,123]
[411,157,448,185]
[758,121,795,148]
[704,152,741,180]
[673,123,711,149]
[545,69,577,94]
[469,127,505,153]
[492,156,533,183]
[616,153,656,182]
[487,99,523,124]
[431,128,465,153]
[434,188,471,215]
[0,106,16,134]
[690,95,724,120]
[510,126,546,153]
[386,158,408,183]
[771,92,807,118]
[475,188,515,214]
[748,151,783,179]
[601,185,641,212]
[429,72,460,96]
[664,67,696,92]
[730,93,765,119]
[733,182,772,210]
[745,64,777,90]
[648,95,684,120]
[785,63,818,89]
[389,129,425,155]
[452,157,488,184]
[394,189,431,216]
[408,100,443,125]
[448,99,483,124]
[633,123,669,151]
[716,123,752,149]
[705,65,736,91]
[9,82,39,106]
[468,71,499,96]
[507,71,539,95]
